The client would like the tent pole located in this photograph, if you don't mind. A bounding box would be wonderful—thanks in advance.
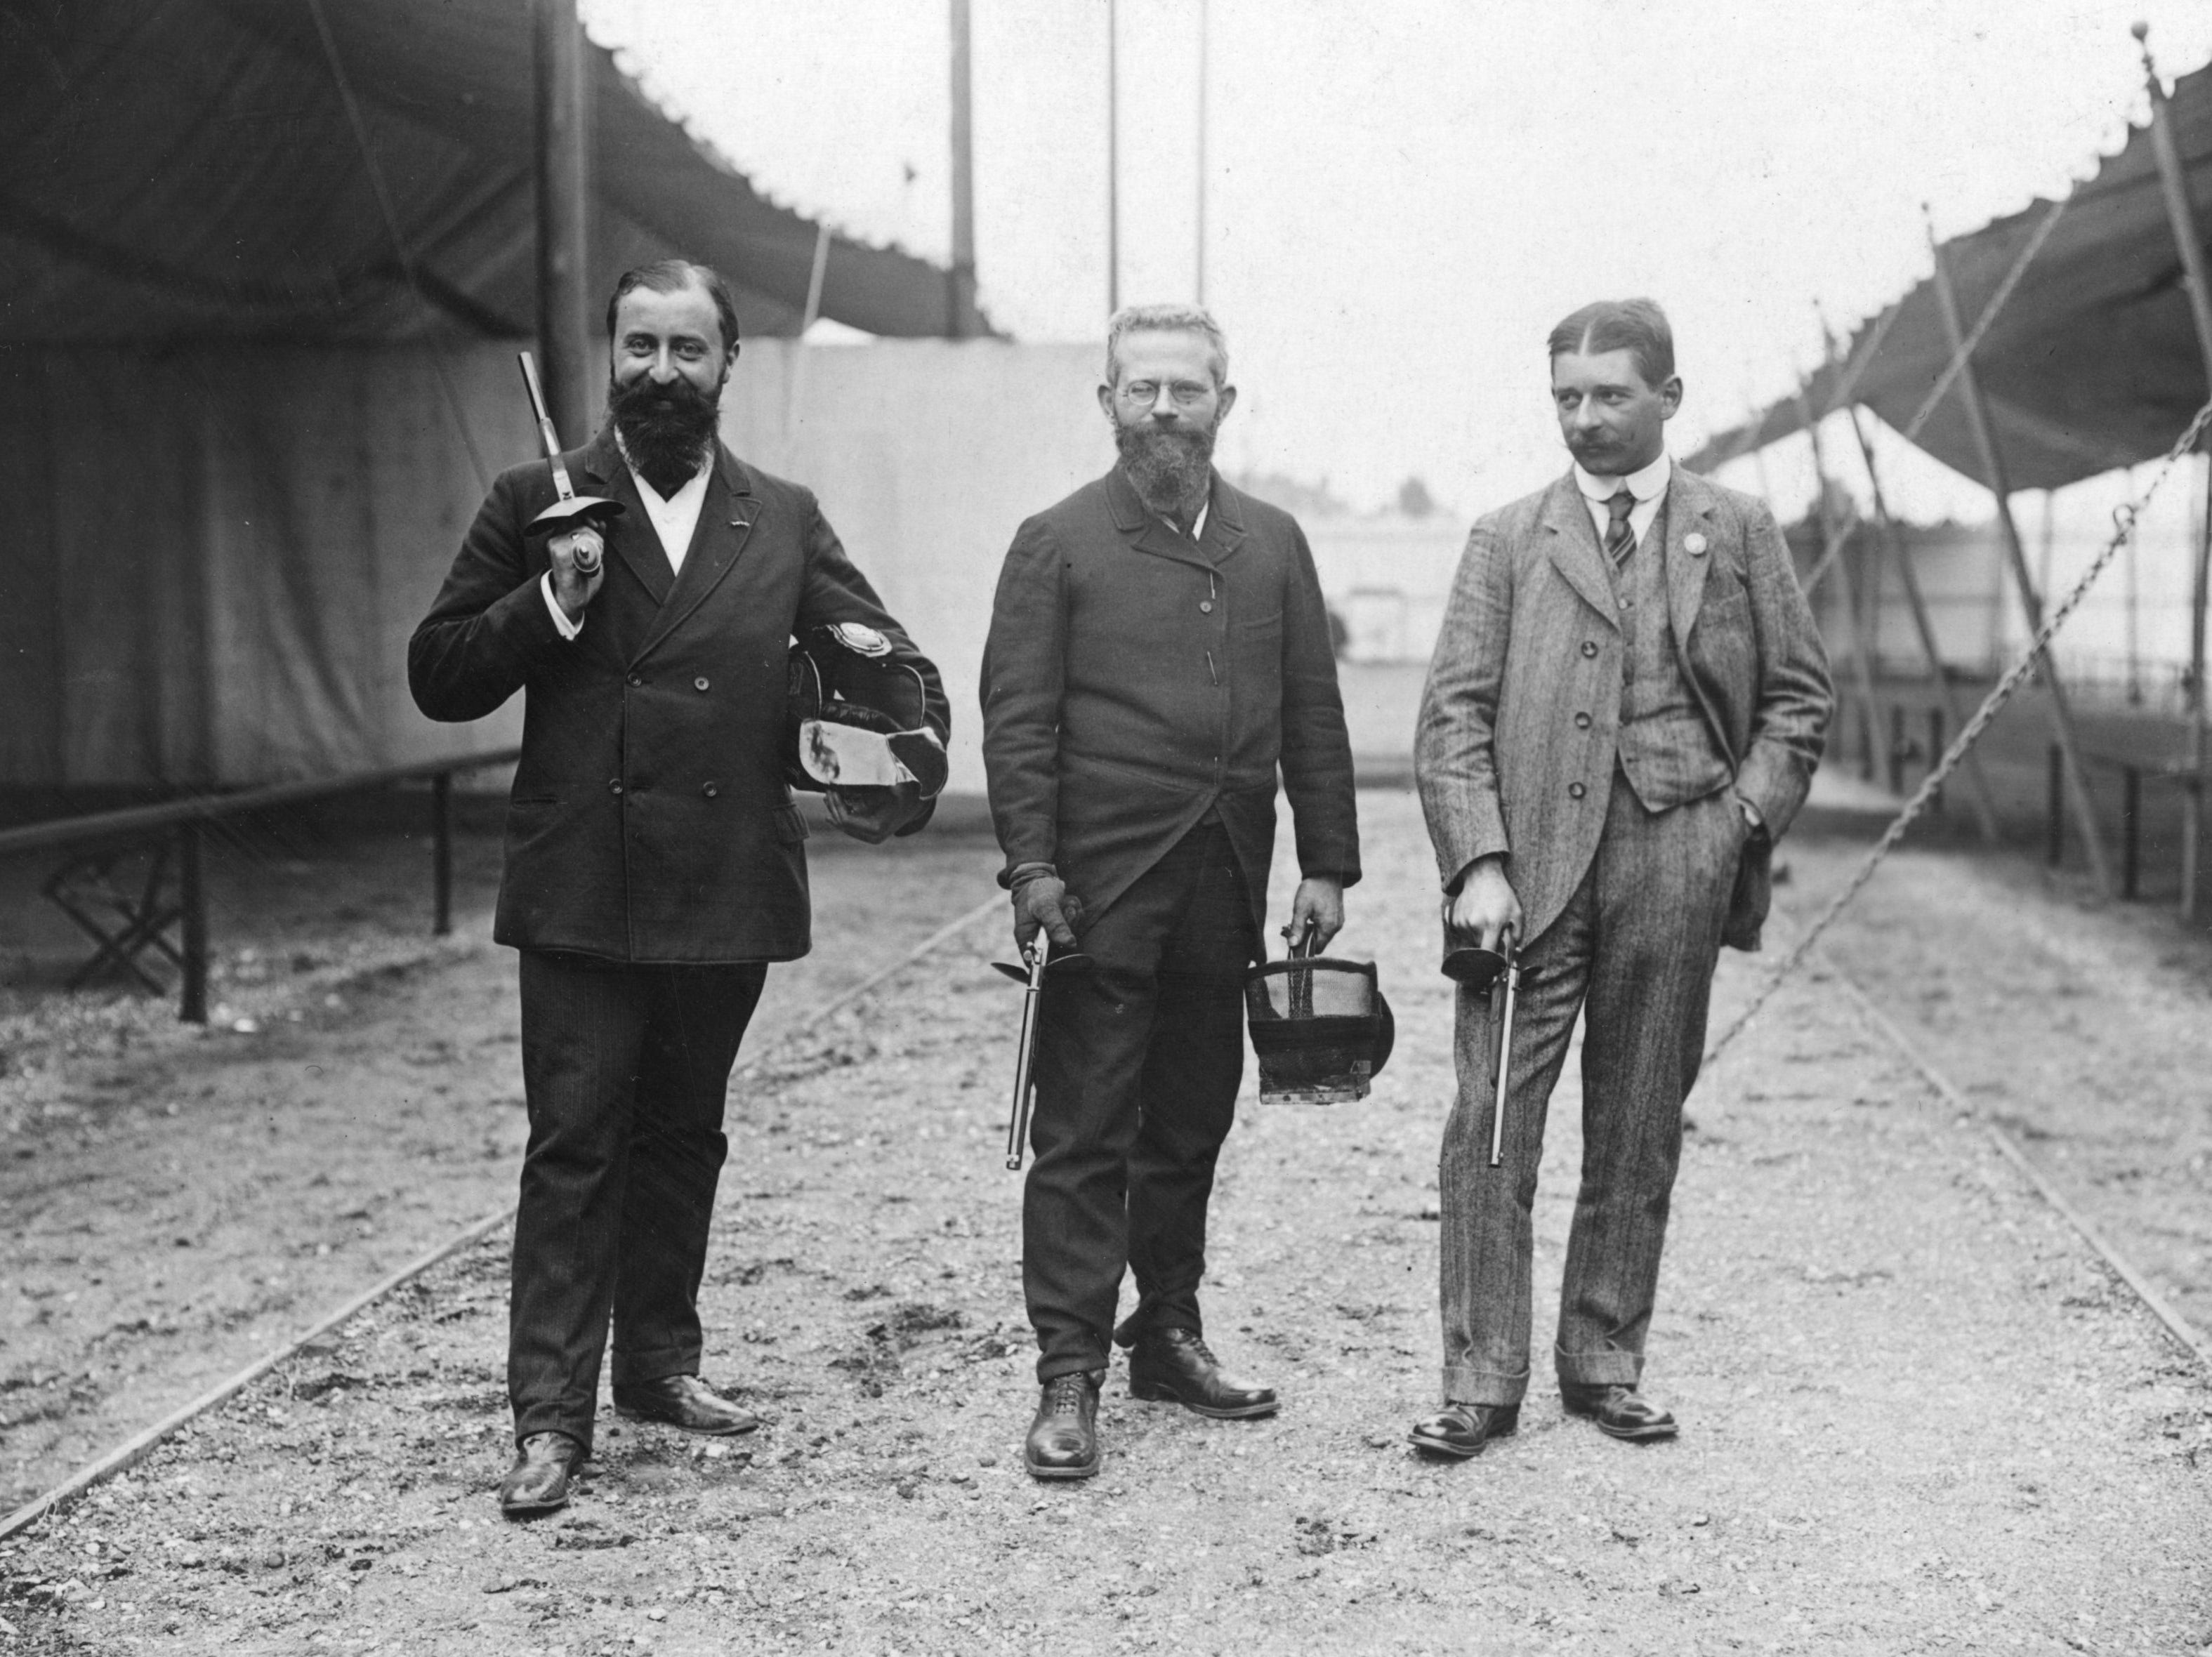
[948,0,977,338]
[1195,0,1209,307]
[1821,309,2003,840]
[1847,409,2002,840]
[534,0,593,446]
[1106,0,1119,317]
[1796,384,1883,781]
[2193,455,2212,919]
[2138,22,2212,921]
[1927,215,2113,895]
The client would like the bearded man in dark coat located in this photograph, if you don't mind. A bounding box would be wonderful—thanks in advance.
[411,260,946,1517]
[980,304,1361,1480]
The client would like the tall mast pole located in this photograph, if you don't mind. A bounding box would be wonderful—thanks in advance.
[948,0,976,338]
[2136,22,2212,919]
[1926,210,2114,894]
[1195,0,1209,308]
[533,0,593,447]
[1107,0,1120,316]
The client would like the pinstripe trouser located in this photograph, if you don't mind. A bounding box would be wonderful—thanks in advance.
[1437,767,1747,1406]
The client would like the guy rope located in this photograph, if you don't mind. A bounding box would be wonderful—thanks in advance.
[1704,395,2212,1067]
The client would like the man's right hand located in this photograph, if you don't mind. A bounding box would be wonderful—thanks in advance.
[548,526,606,619]
[1013,873,1084,953]
[1446,856,1522,955]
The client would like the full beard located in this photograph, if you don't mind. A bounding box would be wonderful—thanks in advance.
[1115,417,1218,513]
[607,371,723,496]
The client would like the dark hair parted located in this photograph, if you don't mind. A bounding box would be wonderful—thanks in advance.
[605,260,742,356]
[1547,298,1674,388]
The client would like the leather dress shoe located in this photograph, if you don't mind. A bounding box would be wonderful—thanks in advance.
[1407,1401,1519,1459]
[1025,1370,1103,1480]
[612,1374,759,1436]
[1126,1327,1278,1419]
[499,1431,584,1517]
[1561,1383,1677,1441]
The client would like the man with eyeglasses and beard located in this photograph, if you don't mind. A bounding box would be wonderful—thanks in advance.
[980,305,1360,1480]
[411,259,947,1518]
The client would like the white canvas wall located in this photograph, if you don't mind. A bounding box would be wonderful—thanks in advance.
[718,339,1113,797]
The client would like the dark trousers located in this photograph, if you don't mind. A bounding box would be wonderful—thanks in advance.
[1437,771,1744,1405]
[1023,821,1256,1382]
[510,950,767,1450]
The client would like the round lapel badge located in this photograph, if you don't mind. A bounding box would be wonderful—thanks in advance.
[1684,532,1709,557]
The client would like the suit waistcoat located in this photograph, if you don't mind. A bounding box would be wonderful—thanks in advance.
[1608,500,1731,811]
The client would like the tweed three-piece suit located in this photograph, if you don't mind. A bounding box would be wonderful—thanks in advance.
[1414,462,1831,1406]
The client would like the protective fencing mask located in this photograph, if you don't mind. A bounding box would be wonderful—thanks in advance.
[782,622,948,798]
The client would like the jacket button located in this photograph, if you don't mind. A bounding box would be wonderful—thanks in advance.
[627,673,644,687]
[702,781,718,798]
[694,676,710,692]
[1567,781,1586,800]
[1200,600,1213,614]
[608,779,623,796]
[1574,711,1592,730]
[1580,640,1598,657]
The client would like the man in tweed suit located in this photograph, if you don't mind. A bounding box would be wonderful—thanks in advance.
[1409,299,1830,1458]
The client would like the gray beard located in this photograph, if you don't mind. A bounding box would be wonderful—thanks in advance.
[1116,421,1216,513]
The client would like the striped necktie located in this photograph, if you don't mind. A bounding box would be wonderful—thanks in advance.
[1605,489,1638,565]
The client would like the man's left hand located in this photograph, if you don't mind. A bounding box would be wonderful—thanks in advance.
[824,783,923,845]
[1286,877,1345,953]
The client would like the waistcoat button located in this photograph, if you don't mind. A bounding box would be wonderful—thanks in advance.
[1580,640,1598,657]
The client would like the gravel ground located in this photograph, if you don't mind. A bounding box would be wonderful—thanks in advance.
[2,787,2207,1654]
[1781,829,2212,1342]
[0,827,1004,1514]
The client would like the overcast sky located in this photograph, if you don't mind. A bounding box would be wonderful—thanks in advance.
[582,0,2212,529]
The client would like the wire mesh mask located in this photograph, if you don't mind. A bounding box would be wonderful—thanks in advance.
[1244,945,1393,1106]
[783,622,947,797]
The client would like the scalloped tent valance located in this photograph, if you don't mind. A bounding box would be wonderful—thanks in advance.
[1686,54,2212,492]
[0,0,992,345]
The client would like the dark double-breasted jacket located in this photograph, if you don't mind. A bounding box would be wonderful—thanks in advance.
[980,466,1360,948]
[409,432,947,965]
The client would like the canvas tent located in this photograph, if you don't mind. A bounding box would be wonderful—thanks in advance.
[1,0,983,796]
[1685,56,2212,489]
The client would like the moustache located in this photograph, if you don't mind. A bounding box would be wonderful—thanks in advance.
[612,375,716,416]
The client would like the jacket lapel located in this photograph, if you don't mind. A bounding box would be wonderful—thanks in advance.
[1661,466,1739,767]
[1539,472,1619,628]
[636,447,758,661]
[572,436,675,610]
[1201,473,1250,564]
[1663,468,1718,646]
[1105,464,1223,573]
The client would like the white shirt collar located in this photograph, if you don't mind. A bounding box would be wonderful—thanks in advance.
[1151,484,1211,543]
[1574,449,1671,506]
[612,430,713,573]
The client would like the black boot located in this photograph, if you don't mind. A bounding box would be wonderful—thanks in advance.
[1407,1402,1520,1459]
[1127,1327,1278,1419]
[1024,1371,1103,1479]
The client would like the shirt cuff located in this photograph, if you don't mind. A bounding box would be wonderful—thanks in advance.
[541,573,583,641]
